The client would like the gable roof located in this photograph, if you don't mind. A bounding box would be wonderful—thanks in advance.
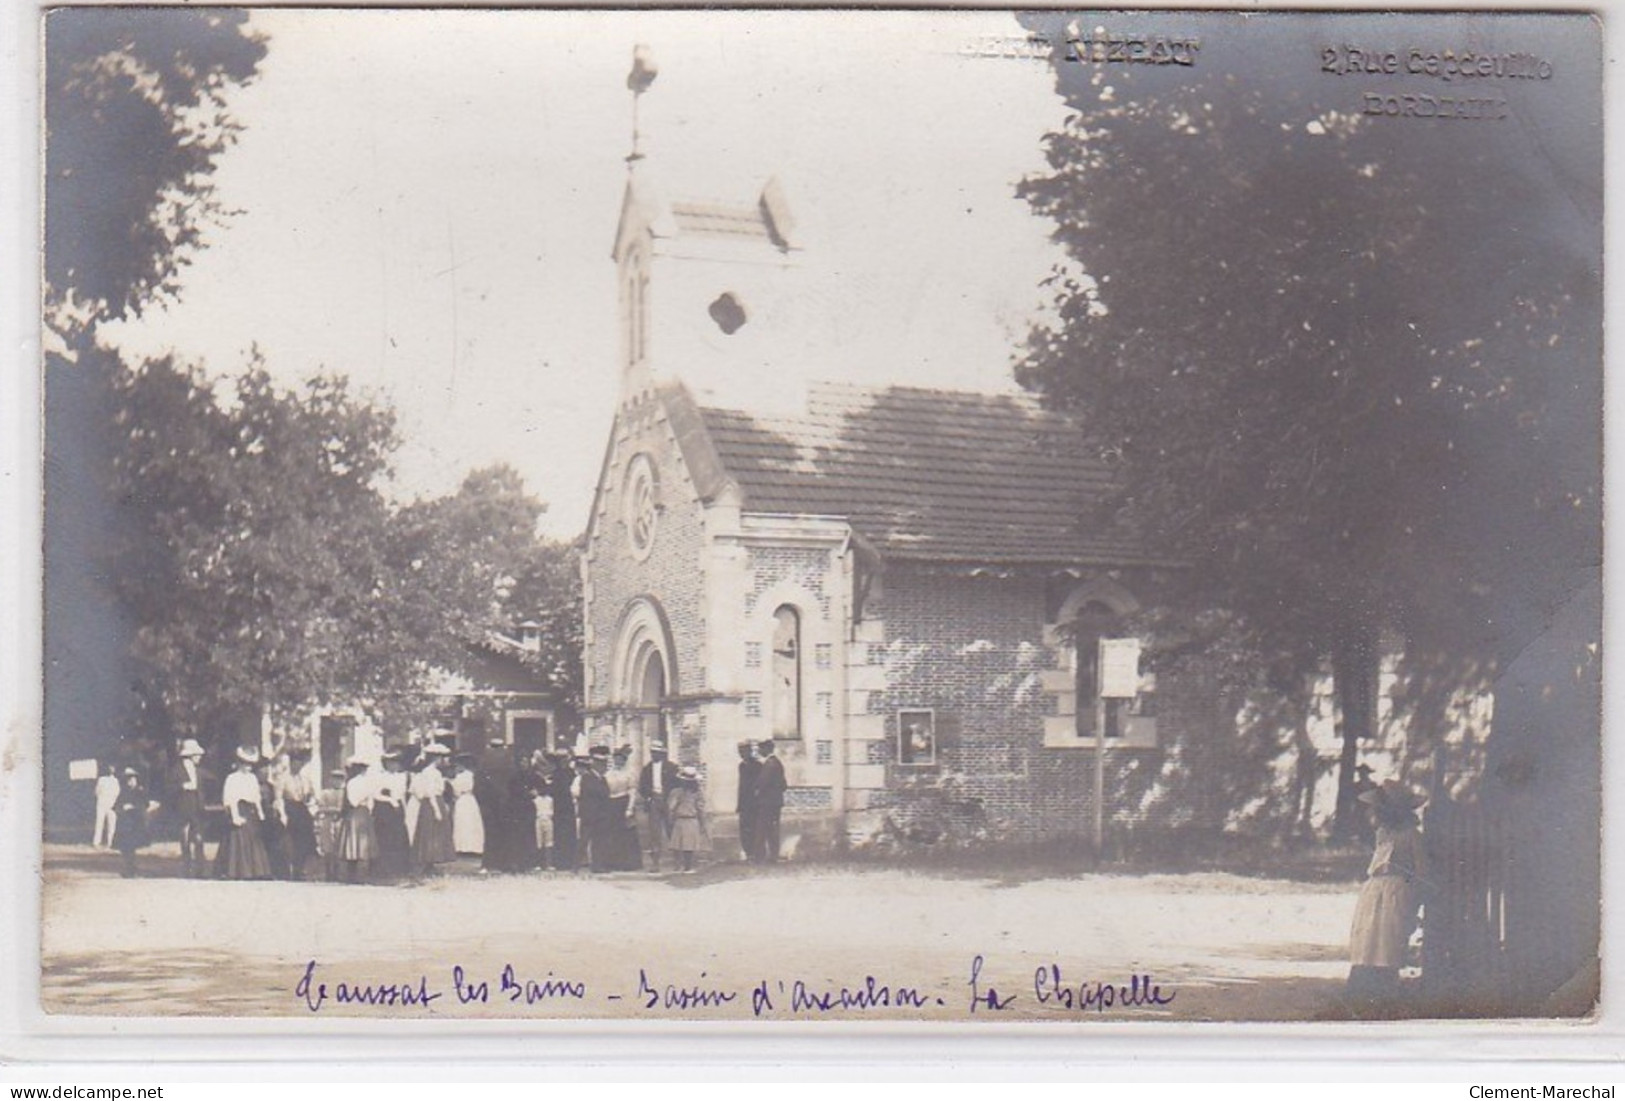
[665,380,1165,568]
[614,172,799,261]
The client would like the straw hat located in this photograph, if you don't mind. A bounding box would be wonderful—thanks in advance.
[178,739,205,759]
[234,745,260,766]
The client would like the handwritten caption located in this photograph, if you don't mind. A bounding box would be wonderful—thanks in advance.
[293,956,1174,1018]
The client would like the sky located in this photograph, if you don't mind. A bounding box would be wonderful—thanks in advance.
[103,10,1071,538]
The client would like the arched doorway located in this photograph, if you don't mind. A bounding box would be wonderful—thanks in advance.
[631,639,667,749]
[611,597,678,762]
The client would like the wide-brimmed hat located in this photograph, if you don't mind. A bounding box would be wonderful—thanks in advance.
[121,766,140,778]
[1358,779,1425,811]
[178,739,205,759]
[234,746,260,765]
[345,754,370,769]
[589,745,611,759]
[613,744,633,757]
[677,765,699,781]
[650,740,668,753]
[422,742,451,757]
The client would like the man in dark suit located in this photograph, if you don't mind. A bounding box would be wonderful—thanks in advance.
[168,739,208,877]
[576,748,613,873]
[637,739,679,870]
[735,739,761,863]
[754,738,786,863]
[475,738,514,873]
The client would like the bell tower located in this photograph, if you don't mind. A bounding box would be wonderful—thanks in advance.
[608,45,804,411]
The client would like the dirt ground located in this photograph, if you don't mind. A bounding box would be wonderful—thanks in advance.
[39,843,1358,1022]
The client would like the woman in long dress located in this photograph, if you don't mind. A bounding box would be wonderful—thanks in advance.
[280,748,319,880]
[336,758,378,883]
[219,747,273,880]
[111,768,151,877]
[371,751,411,881]
[1347,779,1427,1013]
[451,756,484,857]
[604,746,642,871]
[665,766,709,874]
[407,747,452,874]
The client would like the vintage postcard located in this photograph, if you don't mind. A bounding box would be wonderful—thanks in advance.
[21,6,1603,1034]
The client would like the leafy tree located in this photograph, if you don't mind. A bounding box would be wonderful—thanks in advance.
[45,8,266,330]
[42,10,266,828]
[107,356,406,741]
[390,466,585,711]
[1015,24,1600,834]
[504,537,586,714]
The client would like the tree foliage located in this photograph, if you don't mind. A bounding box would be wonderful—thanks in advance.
[1015,28,1600,826]
[106,358,584,744]
[45,8,267,327]
[110,357,407,735]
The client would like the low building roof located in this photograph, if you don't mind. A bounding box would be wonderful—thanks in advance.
[668,380,1167,568]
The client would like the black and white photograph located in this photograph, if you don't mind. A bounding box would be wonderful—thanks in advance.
[23,6,1603,1028]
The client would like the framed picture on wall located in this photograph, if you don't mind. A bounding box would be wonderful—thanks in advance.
[897,708,936,767]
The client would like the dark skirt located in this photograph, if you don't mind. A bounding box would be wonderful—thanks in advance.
[220,821,272,880]
[373,801,411,878]
[412,798,454,868]
[285,801,318,866]
[112,805,148,855]
[551,806,577,870]
[510,798,540,872]
[605,797,642,870]
[338,805,378,862]
[261,814,290,879]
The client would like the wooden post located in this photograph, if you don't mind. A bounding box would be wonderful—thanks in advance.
[1093,688,1106,853]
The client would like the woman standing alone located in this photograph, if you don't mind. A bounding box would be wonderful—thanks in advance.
[1347,779,1427,1014]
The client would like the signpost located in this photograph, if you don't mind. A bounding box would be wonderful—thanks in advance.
[1093,638,1142,852]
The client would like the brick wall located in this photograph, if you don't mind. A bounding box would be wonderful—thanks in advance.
[874,565,1215,841]
[584,396,709,711]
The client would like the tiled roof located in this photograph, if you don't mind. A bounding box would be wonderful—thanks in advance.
[682,381,1163,567]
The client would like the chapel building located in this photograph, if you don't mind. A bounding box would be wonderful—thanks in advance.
[579,154,1210,851]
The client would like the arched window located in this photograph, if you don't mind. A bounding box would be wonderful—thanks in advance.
[771,605,802,739]
[1073,600,1126,740]
[623,246,649,370]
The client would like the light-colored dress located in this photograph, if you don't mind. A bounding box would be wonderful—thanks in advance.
[666,784,708,854]
[1349,825,1424,968]
[452,768,484,855]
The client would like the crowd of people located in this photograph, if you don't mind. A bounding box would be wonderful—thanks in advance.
[88,732,794,882]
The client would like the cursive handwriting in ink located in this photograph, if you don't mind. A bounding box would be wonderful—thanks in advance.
[453,965,488,1004]
[295,959,442,1013]
[787,975,937,1013]
[751,979,776,1017]
[1033,964,1176,1012]
[500,963,587,1004]
[967,954,1016,1013]
[635,968,739,1011]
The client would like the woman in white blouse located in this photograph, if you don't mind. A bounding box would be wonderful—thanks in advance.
[408,744,453,873]
[336,757,379,883]
[218,746,272,880]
